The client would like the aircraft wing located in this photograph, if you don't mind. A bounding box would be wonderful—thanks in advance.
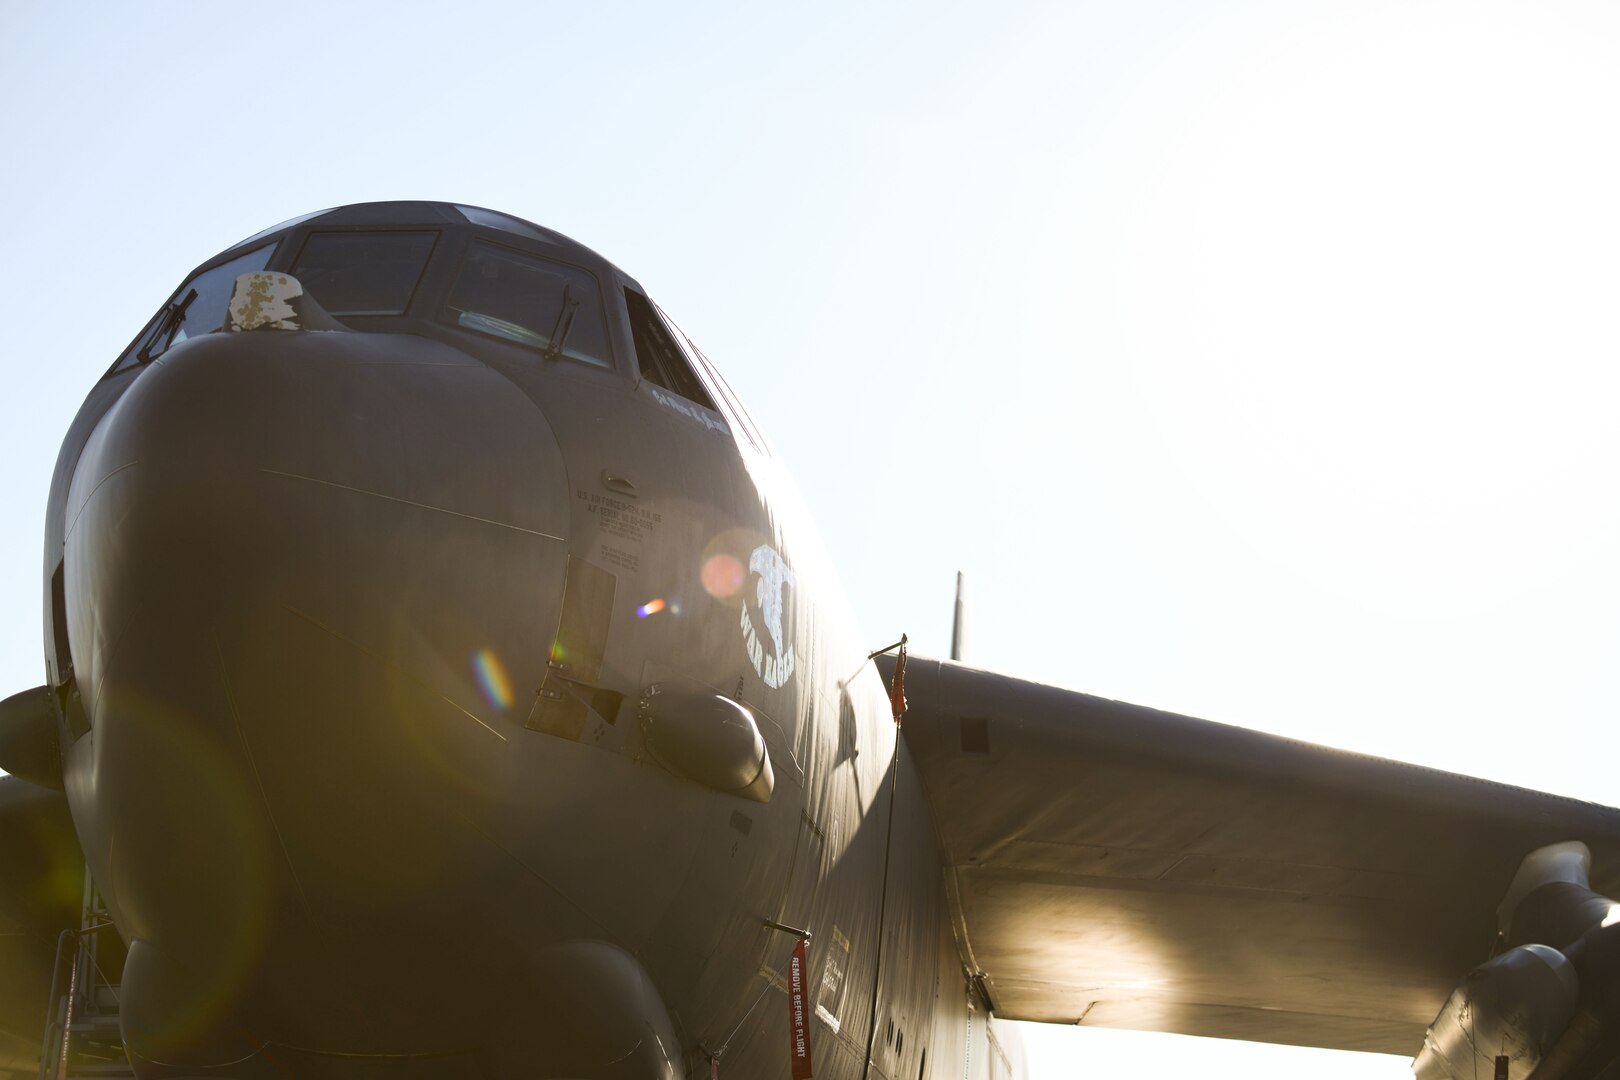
[878,655,1620,1056]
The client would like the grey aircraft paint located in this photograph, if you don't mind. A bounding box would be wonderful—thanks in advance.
[0,202,1618,1080]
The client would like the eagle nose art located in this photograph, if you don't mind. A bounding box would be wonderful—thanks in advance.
[58,311,572,984]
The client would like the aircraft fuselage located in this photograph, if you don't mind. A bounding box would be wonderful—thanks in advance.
[31,202,1019,1079]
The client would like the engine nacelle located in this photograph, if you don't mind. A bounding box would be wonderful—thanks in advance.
[1415,943,1580,1080]
[1417,841,1620,1080]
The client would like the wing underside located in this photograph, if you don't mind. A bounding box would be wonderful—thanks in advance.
[882,656,1620,1056]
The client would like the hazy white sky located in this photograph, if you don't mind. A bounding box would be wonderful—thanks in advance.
[5,1,1620,1076]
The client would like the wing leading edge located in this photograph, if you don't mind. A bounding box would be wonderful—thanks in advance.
[879,655,1620,1057]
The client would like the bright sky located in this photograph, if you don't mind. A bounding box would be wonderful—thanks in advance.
[4,2,1619,1076]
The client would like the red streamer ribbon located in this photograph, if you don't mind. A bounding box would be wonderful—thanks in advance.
[788,938,814,1079]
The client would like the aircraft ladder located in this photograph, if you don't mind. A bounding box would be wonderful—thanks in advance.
[36,869,133,1079]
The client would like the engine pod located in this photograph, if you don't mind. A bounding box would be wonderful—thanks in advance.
[0,687,62,790]
[640,684,774,803]
[1415,943,1580,1080]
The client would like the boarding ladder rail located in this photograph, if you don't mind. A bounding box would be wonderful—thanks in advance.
[36,868,132,1079]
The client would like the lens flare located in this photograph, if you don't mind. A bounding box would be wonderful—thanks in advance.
[701,553,745,598]
[100,687,275,1035]
[636,598,667,619]
[472,648,513,711]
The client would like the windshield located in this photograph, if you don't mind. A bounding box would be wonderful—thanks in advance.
[442,241,612,367]
[291,231,437,316]
[109,242,277,373]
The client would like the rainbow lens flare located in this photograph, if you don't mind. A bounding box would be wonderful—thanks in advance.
[636,598,667,619]
[472,648,513,711]
[701,553,745,598]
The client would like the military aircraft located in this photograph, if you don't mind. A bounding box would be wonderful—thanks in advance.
[2,202,1618,1080]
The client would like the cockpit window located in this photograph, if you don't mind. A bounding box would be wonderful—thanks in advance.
[442,241,612,367]
[292,231,437,316]
[624,289,719,413]
[454,205,558,245]
[109,241,277,374]
[230,207,330,249]
[661,307,767,455]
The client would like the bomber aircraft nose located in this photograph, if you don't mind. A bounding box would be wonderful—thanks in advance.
[58,306,573,1068]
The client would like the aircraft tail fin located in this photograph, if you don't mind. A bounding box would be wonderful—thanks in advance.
[950,571,966,663]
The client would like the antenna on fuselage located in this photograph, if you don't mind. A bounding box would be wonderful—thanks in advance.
[950,571,966,663]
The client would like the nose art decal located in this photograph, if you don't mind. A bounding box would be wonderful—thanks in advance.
[741,544,797,689]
